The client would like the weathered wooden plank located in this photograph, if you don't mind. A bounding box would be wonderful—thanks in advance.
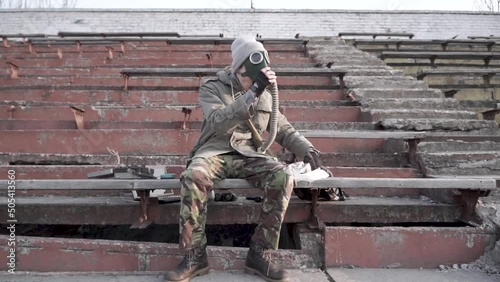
[4,178,496,190]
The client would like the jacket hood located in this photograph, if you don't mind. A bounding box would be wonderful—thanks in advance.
[217,67,243,93]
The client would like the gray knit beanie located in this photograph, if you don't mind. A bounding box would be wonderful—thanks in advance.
[231,35,267,74]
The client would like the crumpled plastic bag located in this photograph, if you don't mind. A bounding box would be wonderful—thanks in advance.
[285,161,330,183]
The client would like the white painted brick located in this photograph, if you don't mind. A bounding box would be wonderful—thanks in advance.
[0,9,498,39]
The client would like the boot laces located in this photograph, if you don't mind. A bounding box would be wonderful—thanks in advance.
[185,248,200,269]
[261,248,273,276]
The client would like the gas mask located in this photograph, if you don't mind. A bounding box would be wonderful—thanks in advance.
[240,51,271,81]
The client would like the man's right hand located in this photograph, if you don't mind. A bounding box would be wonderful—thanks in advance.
[250,67,276,96]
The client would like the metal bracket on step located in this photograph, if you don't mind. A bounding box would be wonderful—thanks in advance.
[123,74,130,91]
[406,138,421,169]
[206,53,214,68]
[130,189,158,229]
[106,46,114,59]
[2,36,9,48]
[182,107,192,130]
[307,188,326,230]
[6,62,19,79]
[455,189,490,227]
[7,105,16,119]
[70,105,85,130]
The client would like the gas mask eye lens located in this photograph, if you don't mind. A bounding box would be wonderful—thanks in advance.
[249,52,264,64]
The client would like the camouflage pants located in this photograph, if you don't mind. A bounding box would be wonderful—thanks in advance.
[179,154,294,250]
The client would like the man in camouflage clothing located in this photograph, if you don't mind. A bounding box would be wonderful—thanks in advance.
[164,36,322,282]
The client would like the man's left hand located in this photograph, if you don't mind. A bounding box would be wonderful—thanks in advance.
[303,148,322,170]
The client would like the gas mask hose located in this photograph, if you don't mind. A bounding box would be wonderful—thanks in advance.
[259,82,279,153]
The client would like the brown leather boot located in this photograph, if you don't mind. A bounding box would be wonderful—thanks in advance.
[244,242,290,282]
[164,245,209,282]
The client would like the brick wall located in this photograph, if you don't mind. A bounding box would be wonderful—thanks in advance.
[1,9,499,39]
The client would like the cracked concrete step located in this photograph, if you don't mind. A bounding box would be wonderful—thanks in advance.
[420,152,500,177]
[345,76,428,89]
[418,140,500,153]
[370,109,479,120]
[1,152,411,167]
[380,118,498,131]
[360,98,459,109]
[420,151,500,168]
[426,166,500,177]
[354,88,443,99]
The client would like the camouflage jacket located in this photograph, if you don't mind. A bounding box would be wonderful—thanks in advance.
[188,67,313,160]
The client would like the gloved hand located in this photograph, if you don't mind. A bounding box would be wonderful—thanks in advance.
[303,147,322,170]
[250,67,275,96]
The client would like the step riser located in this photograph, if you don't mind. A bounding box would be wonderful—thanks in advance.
[0,106,361,122]
[0,90,345,105]
[1,153,409,168]
[0,235,316,272]
[0,76,332,88]
[1,57,313,68]
[324,227,495,268]
[0,131,391,154]
[3,43,303,52]
[1,64,321,77]
[2,51,307,60]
